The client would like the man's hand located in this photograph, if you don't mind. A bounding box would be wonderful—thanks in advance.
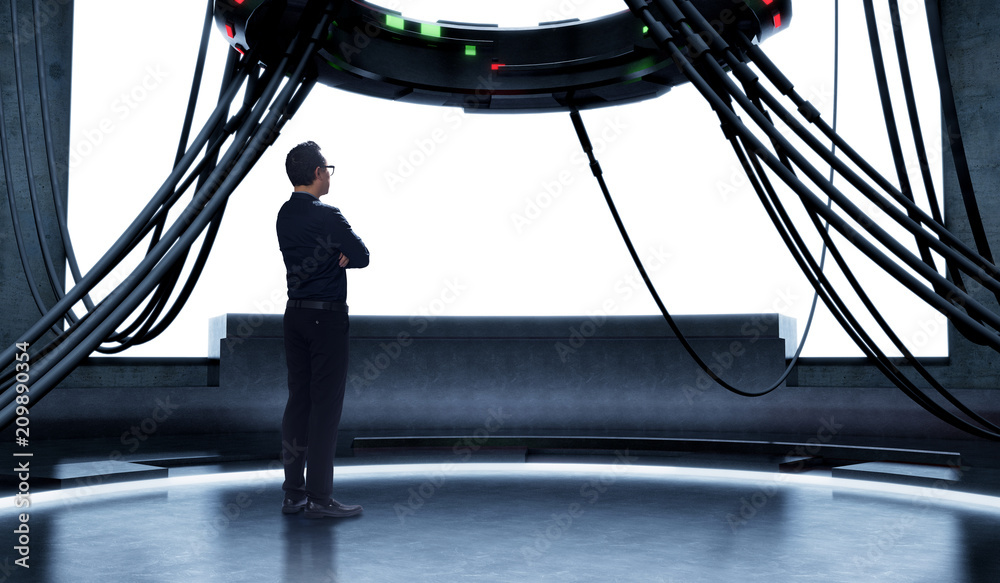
[338,252,350,268]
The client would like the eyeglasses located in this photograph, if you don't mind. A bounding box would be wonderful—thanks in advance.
[321,165,335,174]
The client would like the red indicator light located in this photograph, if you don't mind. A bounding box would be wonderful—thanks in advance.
[762,0,773,5]
[773,13,781,28]
[225,23,236,38]
[491,63,505,71]
[234,0,245,4]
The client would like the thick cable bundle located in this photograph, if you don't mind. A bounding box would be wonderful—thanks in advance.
[612,0,1000,439]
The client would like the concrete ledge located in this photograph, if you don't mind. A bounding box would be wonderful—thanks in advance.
[209,314,795,436]
[61,357,220,388]
[831,461,963,488]
[0,461,167,492]
[20,313,1000,447]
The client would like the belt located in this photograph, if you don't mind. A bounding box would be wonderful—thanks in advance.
[287,299,349,313]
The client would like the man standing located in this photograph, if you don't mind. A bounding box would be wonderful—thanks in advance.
[276,141,369,518]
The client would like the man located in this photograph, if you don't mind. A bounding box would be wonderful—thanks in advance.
[276,141,369,518]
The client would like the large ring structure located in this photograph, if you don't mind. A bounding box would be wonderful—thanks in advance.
[214,0,792,112]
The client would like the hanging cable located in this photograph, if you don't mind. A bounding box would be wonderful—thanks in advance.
[709,43,1000,338]
[881,0,985,343]
[923,0,996,270]
[571,105,795,397]
[737,35,1000,288]
[687,0,1000,439]
[636,1,1000,341]
[0,47,258,373]
[99,16,243,353]
[860,0,942,279]
[0,0,334,429]
[857,0,986,345]
[620,0,1000,439]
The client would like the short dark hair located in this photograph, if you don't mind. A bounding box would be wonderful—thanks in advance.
[285,141,325,186]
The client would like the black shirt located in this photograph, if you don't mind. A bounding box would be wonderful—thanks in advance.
[276,192,369,302]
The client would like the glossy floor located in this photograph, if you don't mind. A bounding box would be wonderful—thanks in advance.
[5,462,1000,582]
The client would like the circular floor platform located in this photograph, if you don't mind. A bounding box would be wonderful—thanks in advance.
[5,462,1000,582]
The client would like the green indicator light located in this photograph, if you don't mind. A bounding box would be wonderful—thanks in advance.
[465,45,476,56]
[643,26,649,35]
[386,15,405,30]
[421,23,442,37]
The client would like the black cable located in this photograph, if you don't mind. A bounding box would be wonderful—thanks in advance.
[633,0,953,417]
[175,0,217,168]
[0,100,244,379]
[748,133,1000,439]
[882,0,984,342]
[121,53,315,350]
[671,0,1000,438]
[0,60,255,395]
[886,0,946,236]
[123,49,247,348]
[0,1,333,428]
[679,2,1000,341]
[570,106,790,397]
[924,0,996,269]
[860,0,941,279]
[737,35,1000,292]
[102,27,243,351]
[859,0,987,350]
[661,4,1000,344]
[0,52,256,372]
[148,0,222,253]
[722,41,1000,347]
[651,0,1000,438]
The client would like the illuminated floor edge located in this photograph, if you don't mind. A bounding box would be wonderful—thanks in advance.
[5,460,1000,582]
[7,462,1000,514]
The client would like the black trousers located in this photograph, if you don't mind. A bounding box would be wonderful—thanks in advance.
[281,306,349,502]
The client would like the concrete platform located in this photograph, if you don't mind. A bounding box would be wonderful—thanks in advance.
[3,451,1000,582]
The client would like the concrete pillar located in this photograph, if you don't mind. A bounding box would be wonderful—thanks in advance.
[0,1,73,349]
[940,0,1000,388]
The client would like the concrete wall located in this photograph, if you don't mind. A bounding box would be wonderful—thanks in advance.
[211,314,796,437]
[6,1,1000,448]
[0,0,73,349]
[939,0,1000,386]
[205,313,996,443]
[793,0,1000,394]
[23,314,798,440]
[29,313,998,445]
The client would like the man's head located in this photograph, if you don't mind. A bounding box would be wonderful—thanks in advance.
[286,141,332,197]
